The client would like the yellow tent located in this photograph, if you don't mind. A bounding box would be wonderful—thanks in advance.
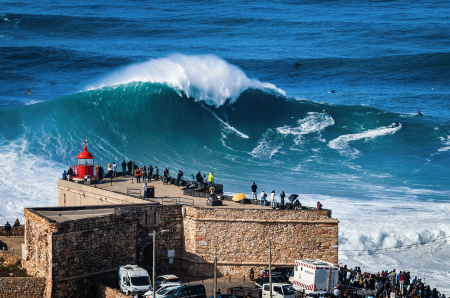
[232,193,246,202]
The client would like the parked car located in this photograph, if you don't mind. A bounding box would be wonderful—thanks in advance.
[262,283,295,298]
[156,275,181,285]
[306,292,337,298]
[144,284,181,298]
[259,269,285,282]
[255,277,284,288]
[165,284,207,298]
[209,295,238,298]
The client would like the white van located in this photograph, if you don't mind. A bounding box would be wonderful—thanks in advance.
[262,283,295,298]
[289,259,339,293]
[118,265,152,295]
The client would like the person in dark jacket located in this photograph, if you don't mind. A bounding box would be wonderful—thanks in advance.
[67,167,74,180]
[13,219,20,228]
[148,165,153,181]
[196,172,203,188]
[163,169,169,185]
[176,170,183,186]
[280,191,285,206]
[127,160,132,176]
[98,166,103,183]
[122,160,127,176]
[251,182,257,200]
[4,221,11,238]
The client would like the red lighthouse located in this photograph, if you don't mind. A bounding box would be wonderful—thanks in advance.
[72,139,97,181]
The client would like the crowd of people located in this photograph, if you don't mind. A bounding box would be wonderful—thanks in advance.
[251,182,324,210]
[336,265,445,298]
[63,162,328,210]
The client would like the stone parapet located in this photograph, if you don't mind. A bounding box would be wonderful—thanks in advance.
[0,277,46,298]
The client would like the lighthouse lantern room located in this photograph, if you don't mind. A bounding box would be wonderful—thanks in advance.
[73,139,97,181]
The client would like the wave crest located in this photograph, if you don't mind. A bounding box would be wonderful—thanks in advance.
[87,54,285,107]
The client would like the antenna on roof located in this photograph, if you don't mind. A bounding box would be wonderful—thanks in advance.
[82,138,89,147]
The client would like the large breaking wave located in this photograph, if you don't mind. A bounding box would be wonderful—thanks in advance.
[87,54,286,107]
[0,54,449,292]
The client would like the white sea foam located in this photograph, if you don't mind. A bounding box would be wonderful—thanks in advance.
[0,138,64,224]
[87,54,285,107]
[24,100,44,105]
[328,124,402,159]
[437,133,450,152]
[250,129,283,159]
[277,112,334,146]
[206,108,249,139]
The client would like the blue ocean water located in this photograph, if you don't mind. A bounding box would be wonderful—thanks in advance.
[1,0,449,292]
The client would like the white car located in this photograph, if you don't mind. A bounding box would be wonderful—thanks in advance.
[144,283,180,298]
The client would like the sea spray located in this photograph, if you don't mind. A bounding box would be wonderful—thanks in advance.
[87,54,285,107]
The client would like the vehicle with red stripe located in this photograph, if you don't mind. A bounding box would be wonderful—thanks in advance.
[289,259,339,293]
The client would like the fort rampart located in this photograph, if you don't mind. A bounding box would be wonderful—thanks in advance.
[19,179,339,297]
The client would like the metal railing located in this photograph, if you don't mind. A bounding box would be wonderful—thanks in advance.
[160,197,195,206]
[127,188,142,197]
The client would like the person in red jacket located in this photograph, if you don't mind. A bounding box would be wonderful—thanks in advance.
[317,201,323,210]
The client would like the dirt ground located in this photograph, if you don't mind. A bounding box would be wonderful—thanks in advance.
[0,234,24,259]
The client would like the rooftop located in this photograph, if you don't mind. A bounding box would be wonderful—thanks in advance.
[62,177,284,210]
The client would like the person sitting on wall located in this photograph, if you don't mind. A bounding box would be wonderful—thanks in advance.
[209,185,216,201]
[317,201,323,210]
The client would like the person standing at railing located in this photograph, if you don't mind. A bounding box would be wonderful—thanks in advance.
[122,160,127,177]
[127,160,132,176]
[135,168,142,183]
[67,167,73,181]
[142,165,147,182]
[112,162,117,178]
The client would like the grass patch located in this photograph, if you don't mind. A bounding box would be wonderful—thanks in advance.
[0,261,27,277]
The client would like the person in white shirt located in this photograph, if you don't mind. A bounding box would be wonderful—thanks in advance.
[333,286,340,297]
[112,162,117,178]
[260,191,267,206]
[143,182,148,199]
[270,191,277,208]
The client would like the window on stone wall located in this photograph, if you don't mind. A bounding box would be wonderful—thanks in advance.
[139,210,155,226]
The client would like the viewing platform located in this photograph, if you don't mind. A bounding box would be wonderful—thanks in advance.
[57,177,332,214]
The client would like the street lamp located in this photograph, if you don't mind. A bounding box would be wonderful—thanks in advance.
[153,229,169,298]
[269,237,283,298]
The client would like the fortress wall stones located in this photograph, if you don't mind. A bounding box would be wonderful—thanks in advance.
[23,209,56,298]
[182,207,338,277]
[23,205,183,298]
[0,277,46,298]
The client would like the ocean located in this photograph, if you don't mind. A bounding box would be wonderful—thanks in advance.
[1,0,449,292]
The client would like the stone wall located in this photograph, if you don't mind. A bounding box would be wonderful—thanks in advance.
[97,283,130,298]
[182,207,338,277]
[0,226,24,236]
[57,179,146,206]
[0,277,46,298]
[22,209,56,298]
[23,204,184,298]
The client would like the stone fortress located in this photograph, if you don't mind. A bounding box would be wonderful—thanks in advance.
[4,146,339,298]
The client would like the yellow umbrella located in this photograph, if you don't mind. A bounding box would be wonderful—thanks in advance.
[232,193,246,202]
